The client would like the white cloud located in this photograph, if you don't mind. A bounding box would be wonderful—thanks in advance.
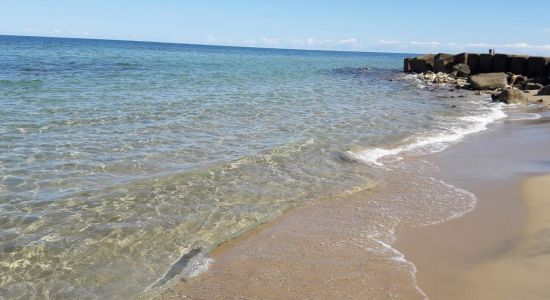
[377,39,402,45]
[410,41,441,46]
[337,38,358,45]
[242,38,257,45]
[261,37,278,46]
[374,39,550,55]
[305,38,317,46]
[288,37,357,49]
[466,42,550,51]
[204,35,217,43]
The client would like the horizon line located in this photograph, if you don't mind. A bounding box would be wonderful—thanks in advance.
[0,33,421,56]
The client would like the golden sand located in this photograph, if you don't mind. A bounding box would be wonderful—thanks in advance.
[459,175,550,300]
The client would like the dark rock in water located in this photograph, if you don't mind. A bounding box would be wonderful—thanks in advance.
[469,73,508,90]
[525,82,543,90]
[152,248,203,288]
[332,67,370,75]
[479,54,494,73]
[404,58,411,72]
[510,56,529,76]
[452,63,471,77]
[409,54,436,73]
[498,87,527,104]
[493,54,510,72]
[538,85,550,96]
[332,151,359,164]
[527,57,550,78]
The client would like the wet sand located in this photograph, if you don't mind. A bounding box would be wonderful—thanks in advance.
[161,113,550,299]
[525,90,550,107]
[160,182,428,299]
[397,113,550,299]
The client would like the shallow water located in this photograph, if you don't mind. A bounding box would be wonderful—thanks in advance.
[0,35,511,299]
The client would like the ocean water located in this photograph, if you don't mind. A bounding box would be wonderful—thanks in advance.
[0,35,508,299]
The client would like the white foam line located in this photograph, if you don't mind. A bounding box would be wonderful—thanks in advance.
[506,113,542,121]
[349,103,507,166]
[368,233,429,300]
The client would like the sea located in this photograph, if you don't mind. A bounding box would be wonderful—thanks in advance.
[0,35,520,299]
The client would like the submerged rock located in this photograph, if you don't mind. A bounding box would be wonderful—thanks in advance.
[468,73,508,90]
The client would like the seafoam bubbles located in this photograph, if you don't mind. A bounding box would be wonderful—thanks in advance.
[348,101,508,166]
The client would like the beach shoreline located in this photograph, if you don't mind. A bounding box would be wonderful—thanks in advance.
[160,110,550,299]
[396,113,550,300]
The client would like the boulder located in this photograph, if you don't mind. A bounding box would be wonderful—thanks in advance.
[466,53,480,74]
[510,56,529,76]
[468,72,508,90]
[527,57,549,78]
[423,71,436,82]
[404,58,411,72]
[525,82,543,90]
[538,85,550,96]
[498,88,528,104]
[434,72,458,84]
[534,76,550,85]
[510,74,526,87]
[452,63,471,77]
[454,53,479,74]
[478,54,494,73]
[409,54,436,73]
[455,78,468,89]
[434,56,456,73]
[435,53,453,61]
[492,54,510,72]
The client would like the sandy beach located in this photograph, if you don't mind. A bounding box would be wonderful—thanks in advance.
[161,111,550,299]
[397,112,550,299]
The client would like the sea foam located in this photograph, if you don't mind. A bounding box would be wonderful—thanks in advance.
[349,102,507,165]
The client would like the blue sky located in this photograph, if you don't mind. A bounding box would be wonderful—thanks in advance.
[2,0,550,54]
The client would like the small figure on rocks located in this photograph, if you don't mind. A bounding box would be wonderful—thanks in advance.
[489,49,493,55]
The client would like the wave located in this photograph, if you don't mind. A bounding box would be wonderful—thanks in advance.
[349,102,508,165]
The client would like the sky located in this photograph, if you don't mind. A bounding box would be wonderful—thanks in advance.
[2,0,550,55]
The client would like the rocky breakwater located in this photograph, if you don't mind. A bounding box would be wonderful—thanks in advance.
[404,53,550,105]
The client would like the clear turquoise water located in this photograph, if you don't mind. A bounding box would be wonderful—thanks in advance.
[0,36,504,298]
